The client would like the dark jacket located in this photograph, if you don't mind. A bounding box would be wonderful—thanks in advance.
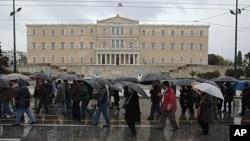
[33,84,41,98]
[14,79,31,108]
[124,91,140,122]
[56,83,66,102]
[149,84,161,103]
[0,88,12,100]
[199,93,214,123]
[224,85,234,102]
[97,86,108,106]
[81,85,90,101]
[71,84,81,101]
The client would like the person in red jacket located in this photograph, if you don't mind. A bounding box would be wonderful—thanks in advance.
[156,81,179,131]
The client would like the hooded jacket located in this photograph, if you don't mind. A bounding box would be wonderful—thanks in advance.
[14,78,31,108]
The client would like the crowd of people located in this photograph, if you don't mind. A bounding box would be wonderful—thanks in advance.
[1,77,250,137]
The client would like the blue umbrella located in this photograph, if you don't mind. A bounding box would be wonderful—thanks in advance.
[232,80,250,91]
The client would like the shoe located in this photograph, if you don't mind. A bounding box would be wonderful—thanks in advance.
[12,123,21,126]
[128,132,136,137]
[147,117,154,120]
[103,125,110,128]
[156,127,164,130]
[171,127,179,131]
[29,122,36,124]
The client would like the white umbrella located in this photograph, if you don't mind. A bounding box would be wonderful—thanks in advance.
[2,73,30,80]
[193,82,224,100]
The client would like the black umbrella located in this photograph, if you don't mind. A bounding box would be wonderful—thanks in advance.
[114,77,139,83]
[120,81,149,99]
[174,78,196,86]
[29,72,51,81]
[81,79,99,90]
[93,77,113,86]
[139,72,176,85]
[109,84,122,92]
[213,76,238,82]
[59,74,79,80]
[0,78,10,88]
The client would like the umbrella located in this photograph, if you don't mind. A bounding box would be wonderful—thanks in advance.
[139,72,176,85]
[0,78,10,88]
[213,76,238,82]
[193,82,224,100]
[109,84,122,92]
[193,77,206,82]
[120,81,149,99]
[29,72,51,81]
[114,77,139,83]
[93,77,113,86]
[59,74,79,80]
[2,73,30,80]
[203,80,219,88]
[81,79,99,90]
[174,78,196,86]
[231,80,250,91]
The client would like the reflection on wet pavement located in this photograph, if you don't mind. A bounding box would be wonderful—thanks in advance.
[0,98,249,141]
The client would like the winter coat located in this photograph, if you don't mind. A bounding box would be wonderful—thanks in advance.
[96,86,108,107]
[33,84,41,98]
[71,84,81,101]
[14,78,31,108]
[224,85,234,102]
[199,93,214,123]
[56,83,66,102]
[81,85,90,101]
[0,88,12,100]
[161,87,177,111]
[124,91,140,122]
[149,84,161,103]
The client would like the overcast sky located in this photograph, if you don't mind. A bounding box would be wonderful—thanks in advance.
[0,0,250,61]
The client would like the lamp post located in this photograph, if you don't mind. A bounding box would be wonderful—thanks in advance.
[10,0,21,73]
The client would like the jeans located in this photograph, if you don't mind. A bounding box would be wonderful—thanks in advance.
[81,100,92,117]
[53,101,67,114]
[93,102,110,125]
[2,100,13,115]
[15,107,36,124]
[149,102,161,118]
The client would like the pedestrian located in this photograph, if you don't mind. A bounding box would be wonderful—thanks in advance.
[33,80,41,110]
[239,83,250,116]
[64,80,72,109]
[109,86,120,110]
[52,80,67,115]
[0,86,14,117]
[80,81,93,118]
[12,78,36,126]
[92,82,110,127]
[70,80,81,121]
[196,90,214,135]
[147,80,161,120]
[156,81,179,131]
[223,83,234,113]
[35,80,50,114]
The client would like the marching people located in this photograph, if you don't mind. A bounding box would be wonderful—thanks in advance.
[52,80,67,115]
[70,80,81,121]
[223,83,234,113]
[196,90,214,135]
[92,82,110,127]
[147,80,161,120]
[239,83,250,116]
[156,81,179,131]
[123,87,140,137]
[13,78,36,126]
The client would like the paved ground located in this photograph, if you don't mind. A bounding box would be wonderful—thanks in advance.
[0,97,250,141]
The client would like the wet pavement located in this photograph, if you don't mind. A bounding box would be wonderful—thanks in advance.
[0,97,250,141]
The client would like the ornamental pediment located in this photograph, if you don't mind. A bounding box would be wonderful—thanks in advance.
[97,15,139,24]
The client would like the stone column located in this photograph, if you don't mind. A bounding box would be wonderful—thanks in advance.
[119,54,121,65]
[96,54,98,64]
[123,53,126,64]
[128,54,130,64]
[105,54,107,65]
[133,54,135,65]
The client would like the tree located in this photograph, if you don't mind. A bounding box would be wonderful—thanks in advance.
[225,68,245,79]
[237,51,242,66]
[197,70,220,79]
[0,44,9,74]
[189,71,197,78]
[208,54,219,65]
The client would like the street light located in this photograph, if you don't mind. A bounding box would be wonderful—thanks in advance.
[10,0,21,73]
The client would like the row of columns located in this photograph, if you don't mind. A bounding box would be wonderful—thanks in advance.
[96,53,139,65]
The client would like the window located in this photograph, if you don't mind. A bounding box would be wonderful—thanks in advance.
[61,42,65,49]
[80,29,84,35]
[111,40,124,48]
[32,29,36,35]
[112,40,115,48]
[42,29,45,36]
[70,42,74,49]
[161,43,165,50]
[32,57,36,63]
[199,43,203,50]
[90,29,93,35]
[141,42,146,49]
[161,30,165,36]
[199,58,202,64]
[102,42,106,48]
[103,29,106,35]
[129,29,133,35]
[42,57,46,63]
[41,42,46,49]
[111,27,124,35]
[129,42,133,48]
[171,30,174,36]
[161,58,164,63]
[51,42,55,49]
[152,58,155,63]
[90,57,94,63]
[151,42,155,49]
[80,57,84,63]
[61,29,64,35]
[61,57,65,63]
[89,42,94,49]
[142,30,146,35]
[32,42,36,49]
[200,30,203,36]
[70,57,74,63]
[71,29,74,35]
[190,30,194,36]
[181,30,184,36]
[80,42,84,49]
[190,58,193,64]
[180,43,184,50]
[152,30,155,36]
[121,40,124,48]
[171,43,175,50]
[180,57,184,63]
[171,58,174,63]
[51,29,55,35]
[190,43,194,50]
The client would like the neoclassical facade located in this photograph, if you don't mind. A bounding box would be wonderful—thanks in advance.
[27,15,209,66]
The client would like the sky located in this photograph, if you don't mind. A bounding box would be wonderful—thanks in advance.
[0,0,250,61]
